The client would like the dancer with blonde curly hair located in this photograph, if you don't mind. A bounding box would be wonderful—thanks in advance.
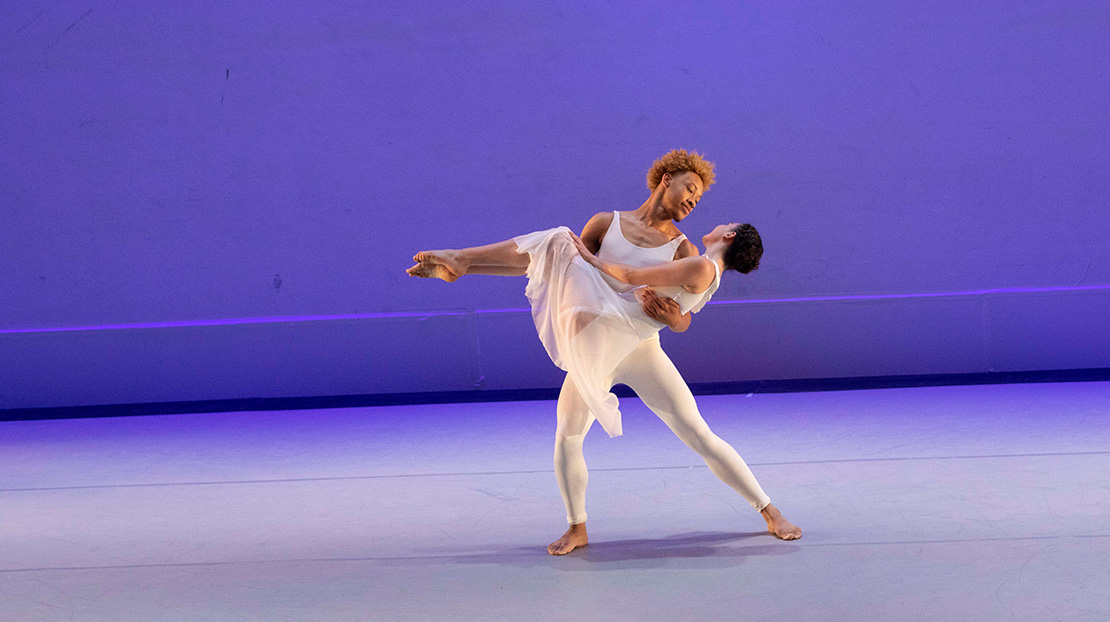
[409,150,801,554]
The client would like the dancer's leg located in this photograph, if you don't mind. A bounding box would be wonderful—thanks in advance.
[409,239,529,280]
[548,374,597,555]
[615,339,801,540]
[407,262,526,281]
[465,265,528,276]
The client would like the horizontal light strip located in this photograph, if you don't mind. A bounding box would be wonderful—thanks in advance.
[2,284,1107,335]
[708,283,1110,306]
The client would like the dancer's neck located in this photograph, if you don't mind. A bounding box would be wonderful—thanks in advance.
[705,244,727,272]
[631,193,678,233]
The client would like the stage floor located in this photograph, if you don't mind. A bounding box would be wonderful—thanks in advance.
[2,381,1108,621]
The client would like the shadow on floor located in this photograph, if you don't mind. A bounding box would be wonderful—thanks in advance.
[382,531,798,571]
[573,530,785,562]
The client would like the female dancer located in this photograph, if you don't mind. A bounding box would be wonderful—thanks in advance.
[408,220,801,547]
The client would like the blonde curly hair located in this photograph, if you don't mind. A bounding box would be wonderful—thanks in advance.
[646,149,715,192]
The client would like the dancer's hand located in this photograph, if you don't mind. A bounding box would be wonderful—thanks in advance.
[638,288,688,332]
[570,231,600,267]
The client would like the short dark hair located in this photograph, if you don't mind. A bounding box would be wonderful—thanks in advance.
[723,224,763,273]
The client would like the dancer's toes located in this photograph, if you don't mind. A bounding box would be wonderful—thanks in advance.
[761,504,802,541]
[771,521,802,540]
[547,525,588,555]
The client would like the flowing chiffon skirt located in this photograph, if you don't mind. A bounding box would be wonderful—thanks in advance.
[514,227,663,438]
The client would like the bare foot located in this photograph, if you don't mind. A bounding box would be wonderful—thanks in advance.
[406,261,459,282]
[761,503,802,540]
[547,523,588,555]
[413,250,467,276]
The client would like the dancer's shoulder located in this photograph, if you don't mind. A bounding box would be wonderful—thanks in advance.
[675,254,718,292]
[579,211,615,251]
[583,211,615,230]
[673,237,699,260]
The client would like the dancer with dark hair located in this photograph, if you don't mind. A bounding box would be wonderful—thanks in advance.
[408,150,800,554]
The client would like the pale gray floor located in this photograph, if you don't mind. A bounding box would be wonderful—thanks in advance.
[2,381,1109,621]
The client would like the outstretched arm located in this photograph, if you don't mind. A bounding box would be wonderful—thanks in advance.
[570,232,715,292]
[575,214,692,331]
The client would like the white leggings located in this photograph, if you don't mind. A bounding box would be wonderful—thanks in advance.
[554,337,772,524]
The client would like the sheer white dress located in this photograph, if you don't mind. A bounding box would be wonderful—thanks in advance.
[513,226,720,437]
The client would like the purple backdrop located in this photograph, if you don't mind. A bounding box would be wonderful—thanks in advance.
[2,2,1108,408]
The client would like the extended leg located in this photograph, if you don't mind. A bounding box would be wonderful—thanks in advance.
[408,239,530,281]
[548,374,597,555]
[464,265,528,276]
[616,339,801,540]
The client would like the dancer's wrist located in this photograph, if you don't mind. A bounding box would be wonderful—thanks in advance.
[668,312,691,332]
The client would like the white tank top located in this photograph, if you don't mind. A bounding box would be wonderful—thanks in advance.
[596,211,687,292]
[652,256,721,315]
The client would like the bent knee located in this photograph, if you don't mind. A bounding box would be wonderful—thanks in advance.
[555,430,588,446]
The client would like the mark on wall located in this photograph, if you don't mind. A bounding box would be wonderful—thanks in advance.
[65,8,93,31]
[58,8,93,41]
[273,274,283,292]
[220,69,229,104]
[1075,241,1095,286]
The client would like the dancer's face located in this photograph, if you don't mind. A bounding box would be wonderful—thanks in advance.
[661,171,705,222]
[702,223,738,247]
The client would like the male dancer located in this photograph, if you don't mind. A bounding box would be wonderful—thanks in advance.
[412,150,801,554]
